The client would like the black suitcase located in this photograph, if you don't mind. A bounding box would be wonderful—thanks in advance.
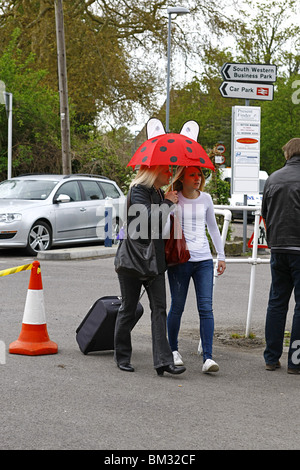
[76,295,144,354]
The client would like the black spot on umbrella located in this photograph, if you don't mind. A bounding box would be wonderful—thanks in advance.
[186,147,193,153]
[200,158,205,164]
[168,139,175,143]
[141,146,147,152]
[160,146,167,152]
[186,140,193,144]
[151,139,158,143]
[142,156,148,163]
[170,156,177,163]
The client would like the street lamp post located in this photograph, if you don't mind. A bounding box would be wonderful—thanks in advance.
[3,92,13,180]
[55,0,71,175]
[166,6,190,133]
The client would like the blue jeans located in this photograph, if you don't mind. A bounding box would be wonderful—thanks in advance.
[264,252,300,370]
[167,259,214,362]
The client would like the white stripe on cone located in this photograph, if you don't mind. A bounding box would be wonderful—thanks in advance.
[22,290,47,325]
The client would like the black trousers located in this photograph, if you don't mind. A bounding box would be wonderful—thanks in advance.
[114,272,174,369]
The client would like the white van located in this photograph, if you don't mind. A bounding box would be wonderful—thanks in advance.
[208,167,269,220]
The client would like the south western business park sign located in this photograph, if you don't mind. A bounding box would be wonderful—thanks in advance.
[221,62,277,84]
[219,63,277,196]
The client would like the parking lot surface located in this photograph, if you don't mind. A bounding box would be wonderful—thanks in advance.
[0,241,299,451]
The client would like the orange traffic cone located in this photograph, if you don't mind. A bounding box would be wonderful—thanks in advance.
[9,261,58,356]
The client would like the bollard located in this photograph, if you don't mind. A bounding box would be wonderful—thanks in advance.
[104,203,113,247]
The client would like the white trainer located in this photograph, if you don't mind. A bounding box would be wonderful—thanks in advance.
[173,351,184,366]
[202,359,219,373]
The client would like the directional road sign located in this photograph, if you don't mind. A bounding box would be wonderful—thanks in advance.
[221,63,277,83]
[219,81,274,101]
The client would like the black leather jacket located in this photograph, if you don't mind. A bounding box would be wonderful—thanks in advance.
[261,155,300,248]
[128,184,174,273]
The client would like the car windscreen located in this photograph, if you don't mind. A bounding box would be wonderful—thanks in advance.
[0,179,59,200]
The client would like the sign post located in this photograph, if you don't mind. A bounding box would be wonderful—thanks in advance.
[1,81,13,180]
[3,92,12,180]
[218,63,276,336]
[219,62,276,252]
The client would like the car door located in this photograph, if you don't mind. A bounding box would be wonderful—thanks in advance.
[98,181,126,239]
[79,180,106,239]
[52,181,88,242]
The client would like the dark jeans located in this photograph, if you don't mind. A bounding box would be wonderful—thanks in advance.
[167,259,214,362]
[264,252,300,369]
[114,273,174,369]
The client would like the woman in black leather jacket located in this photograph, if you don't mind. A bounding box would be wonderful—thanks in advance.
[114,165,186,376]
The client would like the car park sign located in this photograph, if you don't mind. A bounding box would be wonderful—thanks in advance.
[221,63,277,83]
[219,81,274,101]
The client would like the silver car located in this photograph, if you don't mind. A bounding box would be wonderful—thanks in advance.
[0,174,126,255]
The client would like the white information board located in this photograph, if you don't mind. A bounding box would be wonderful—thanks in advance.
[231,106,261,194]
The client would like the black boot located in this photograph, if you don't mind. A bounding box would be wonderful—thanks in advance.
[156,364,186,376]
[118,363,134,372]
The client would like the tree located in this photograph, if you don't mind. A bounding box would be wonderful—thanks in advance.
[0,0,170,125]
[161,0,300,177]
[1,0,298,183]
[232,0,300,71]
[224,0,300,174]
[0,0,245,128]
[0,30,61,178]
[71,127,134,191]
[260,74,300,174]
[154,46,239,169]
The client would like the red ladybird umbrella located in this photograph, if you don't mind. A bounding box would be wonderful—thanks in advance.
[127,119,214,171]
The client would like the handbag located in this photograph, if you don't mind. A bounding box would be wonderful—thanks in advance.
[114,190,158,280]
[165,213,190,267]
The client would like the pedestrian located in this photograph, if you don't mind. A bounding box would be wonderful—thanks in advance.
[166,166,226,373]
[262,138,300,374]
[114,164,186,377]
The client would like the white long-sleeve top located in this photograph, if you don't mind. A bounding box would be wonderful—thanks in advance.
[176,191,225,262]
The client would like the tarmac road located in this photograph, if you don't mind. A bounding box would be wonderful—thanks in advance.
[0,244,299,452]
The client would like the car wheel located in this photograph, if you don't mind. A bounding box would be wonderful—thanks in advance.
[26,221,52,256]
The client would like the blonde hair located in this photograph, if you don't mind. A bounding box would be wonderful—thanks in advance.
[167,166,205,192]
[282,138,300,160]
[130,165,167,188]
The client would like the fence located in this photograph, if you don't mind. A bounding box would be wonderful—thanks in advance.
[213,205,269,337]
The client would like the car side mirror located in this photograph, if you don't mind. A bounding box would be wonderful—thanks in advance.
[54,194,71,203]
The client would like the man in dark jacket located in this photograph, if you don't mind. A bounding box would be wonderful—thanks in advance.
[262,138,300,374]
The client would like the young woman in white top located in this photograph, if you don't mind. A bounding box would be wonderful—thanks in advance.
[166,166,226,373]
